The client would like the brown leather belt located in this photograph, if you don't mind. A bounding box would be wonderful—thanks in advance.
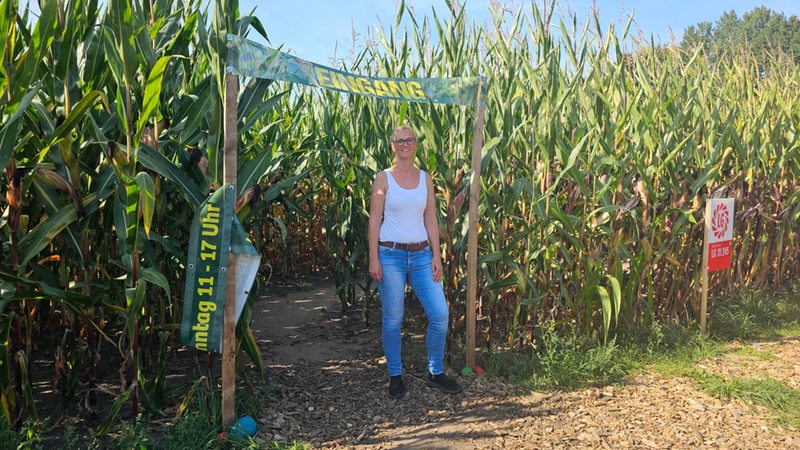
[379,240,429,251]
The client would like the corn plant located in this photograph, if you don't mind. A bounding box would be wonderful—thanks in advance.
[0,0,297,429]
[274,0,800,354]
[2,0,800,432]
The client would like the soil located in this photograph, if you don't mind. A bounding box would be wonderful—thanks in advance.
[250,277,800,449]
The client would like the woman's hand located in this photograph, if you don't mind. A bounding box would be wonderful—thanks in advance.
[369,258,382,282]
[431,257,443,283]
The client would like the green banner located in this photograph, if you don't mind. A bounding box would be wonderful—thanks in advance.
[181,186,235,353]
[226,35,485,106]
[181,185,262,353]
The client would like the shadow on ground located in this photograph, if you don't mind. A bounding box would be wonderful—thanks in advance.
[251,278,800,450]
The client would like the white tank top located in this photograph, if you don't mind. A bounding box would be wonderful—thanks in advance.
[379,169,429,243]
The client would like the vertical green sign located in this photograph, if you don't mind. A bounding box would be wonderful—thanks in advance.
[181,185,235,353]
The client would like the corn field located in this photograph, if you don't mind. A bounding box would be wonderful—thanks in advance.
[1,0,799,430]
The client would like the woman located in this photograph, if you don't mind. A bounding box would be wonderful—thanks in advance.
[368,124,462,399]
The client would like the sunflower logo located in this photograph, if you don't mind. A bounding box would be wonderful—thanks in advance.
[711,203,730,239]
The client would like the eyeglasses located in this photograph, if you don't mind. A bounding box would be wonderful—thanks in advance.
[393,138,417,146]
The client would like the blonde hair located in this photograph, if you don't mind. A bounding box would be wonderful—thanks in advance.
[391,125,417,141]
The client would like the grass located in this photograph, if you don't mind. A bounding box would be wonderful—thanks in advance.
[708,287,800,340]
[483,283,800,430]
[3,377,306,450]
[488,322,638,390]
[699,374,800,429]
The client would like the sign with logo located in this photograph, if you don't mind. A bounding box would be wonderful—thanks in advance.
[706,198,734,272]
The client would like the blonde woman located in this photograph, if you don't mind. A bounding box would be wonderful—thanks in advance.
[368,125,462,399]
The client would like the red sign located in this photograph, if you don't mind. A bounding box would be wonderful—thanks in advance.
[708,241,732,271]
[706,199,734,272]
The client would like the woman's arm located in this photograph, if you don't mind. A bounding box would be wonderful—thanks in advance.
[423,172,443,282]
[368,171,388,281]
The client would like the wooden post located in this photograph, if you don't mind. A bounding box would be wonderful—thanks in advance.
[700,201,711,332]
[222,72,238,427]
[465,80,485,369]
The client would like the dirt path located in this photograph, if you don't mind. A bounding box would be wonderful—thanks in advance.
[251,279,800,449]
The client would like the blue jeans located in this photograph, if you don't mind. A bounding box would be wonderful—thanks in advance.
[377,245,449,377]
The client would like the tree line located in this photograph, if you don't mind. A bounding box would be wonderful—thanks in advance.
[680,6,800,66]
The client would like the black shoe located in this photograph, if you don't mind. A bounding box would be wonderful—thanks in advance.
[426,372,462,394]
[388,375,407,399]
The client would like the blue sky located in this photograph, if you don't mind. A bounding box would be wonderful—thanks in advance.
[244,0,800,64]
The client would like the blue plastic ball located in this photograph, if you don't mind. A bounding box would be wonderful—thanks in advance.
[230,415,257,438]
